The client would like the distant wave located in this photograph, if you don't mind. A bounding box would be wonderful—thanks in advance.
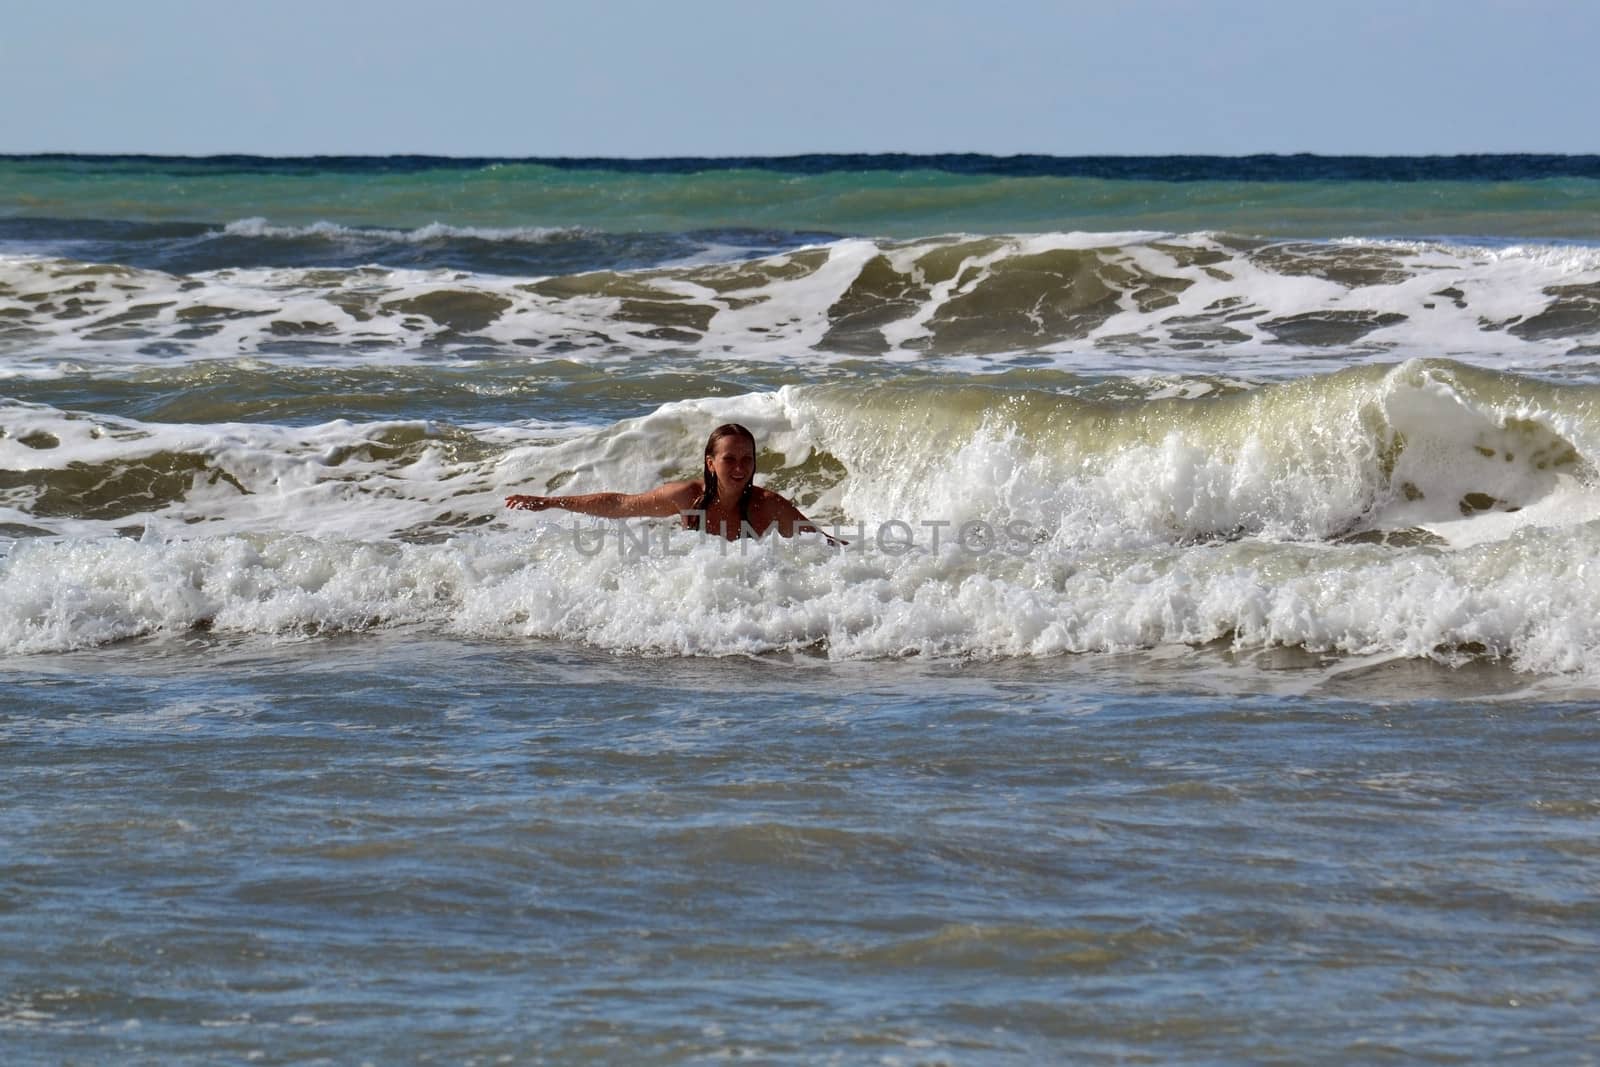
[6,232,1600,375]
[219,218,589,243]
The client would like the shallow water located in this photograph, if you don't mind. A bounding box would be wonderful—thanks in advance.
[4,635,1599,1063]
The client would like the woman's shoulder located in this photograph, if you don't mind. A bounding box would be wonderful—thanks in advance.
[660,480,704,503]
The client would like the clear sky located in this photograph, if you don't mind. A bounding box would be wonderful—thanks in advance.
[4,0,1595,157]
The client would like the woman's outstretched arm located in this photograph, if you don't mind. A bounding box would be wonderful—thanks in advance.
[505,481,700,518]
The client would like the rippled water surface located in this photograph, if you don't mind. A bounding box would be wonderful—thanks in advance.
[5,636,1599,1063]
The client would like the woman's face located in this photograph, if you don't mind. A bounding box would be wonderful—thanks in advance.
[707,435,755,490]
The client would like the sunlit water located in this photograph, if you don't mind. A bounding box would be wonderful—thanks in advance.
[5,634,1599,1063]
[6,155,1600,1063]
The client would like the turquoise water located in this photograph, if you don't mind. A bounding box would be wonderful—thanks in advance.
[4,155,1600,1063]
[7,154,1600,237]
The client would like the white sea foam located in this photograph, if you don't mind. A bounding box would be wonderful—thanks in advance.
[5,360,1597,546]
[5,232,1600,378]
[5,519,1600,675]
[5,360,1600,670]
[1333,235,1600,273]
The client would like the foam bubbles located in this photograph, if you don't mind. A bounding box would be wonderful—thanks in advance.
[8,521,1600,676]
[6,231,1600,376]
[7,359,1600,553]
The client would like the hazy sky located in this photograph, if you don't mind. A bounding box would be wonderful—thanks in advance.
[4,0,1595,157]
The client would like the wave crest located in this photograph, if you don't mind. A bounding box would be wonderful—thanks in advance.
[6,232,1600,375]
[219,217,589,243]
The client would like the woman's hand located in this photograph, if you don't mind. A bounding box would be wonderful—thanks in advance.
[505,495,554,511]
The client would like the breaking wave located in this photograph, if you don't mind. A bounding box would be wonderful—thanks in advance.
[5,233,1600,378]
[6,360,1600,671]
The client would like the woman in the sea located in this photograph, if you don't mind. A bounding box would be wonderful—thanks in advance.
[505,423,836,542]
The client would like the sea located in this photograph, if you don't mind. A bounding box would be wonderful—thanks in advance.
[3,154,1600,1064]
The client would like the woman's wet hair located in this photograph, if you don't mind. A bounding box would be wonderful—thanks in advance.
[689,423,756,531]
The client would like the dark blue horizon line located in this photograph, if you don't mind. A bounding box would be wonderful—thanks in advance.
[6,152,1600,181]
